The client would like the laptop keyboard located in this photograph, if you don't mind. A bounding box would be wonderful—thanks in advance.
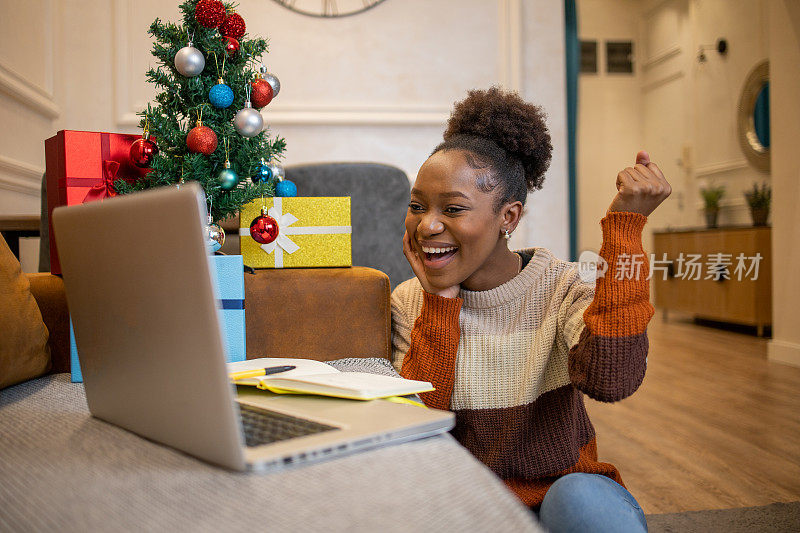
[237,403,338,448]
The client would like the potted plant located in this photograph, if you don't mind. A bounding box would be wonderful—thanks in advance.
[744,182,771,226]
[700,184,725,228]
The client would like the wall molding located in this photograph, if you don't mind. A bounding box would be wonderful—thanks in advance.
[642,70,684,92]
[118,112,141,127]
[0,0,58,119]
[0,61,59,119]
[118,103,452,127]
[263,104,450,126]
[769,339,800,368]
[114,0,521,127]
[0,155,43,196]
[643,0,680,18]
[694,158,749,178]
[693,197,747,210]
[643,44,682,69]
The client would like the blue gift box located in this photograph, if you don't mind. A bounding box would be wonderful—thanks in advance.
[70,255,247,382]
[209,254,247,364]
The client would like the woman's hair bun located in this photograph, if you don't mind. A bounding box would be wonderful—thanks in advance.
[443,86,552,191]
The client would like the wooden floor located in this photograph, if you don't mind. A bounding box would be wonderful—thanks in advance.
[585,315,800,514]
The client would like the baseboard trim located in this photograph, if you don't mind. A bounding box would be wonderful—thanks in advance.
[768,339,800,368]
[0,155,42,195]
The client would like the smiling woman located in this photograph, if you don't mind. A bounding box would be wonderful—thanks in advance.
[391,87,670,531]
[405,151,523,294]
[402,88,551,297]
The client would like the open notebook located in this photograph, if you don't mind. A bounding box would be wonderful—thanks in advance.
[227,358,434,401]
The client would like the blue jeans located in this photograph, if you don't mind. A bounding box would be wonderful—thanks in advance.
[537,473,647,533]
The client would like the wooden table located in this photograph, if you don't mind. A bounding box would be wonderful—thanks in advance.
[0,215,40,259]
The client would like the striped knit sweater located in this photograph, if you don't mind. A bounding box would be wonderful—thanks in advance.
[391,212,653,508]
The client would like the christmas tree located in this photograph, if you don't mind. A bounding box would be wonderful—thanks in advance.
[114,0,286,225]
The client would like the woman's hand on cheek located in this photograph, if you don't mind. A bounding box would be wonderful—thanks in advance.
[403,231,461,299]
[607,150,672,217]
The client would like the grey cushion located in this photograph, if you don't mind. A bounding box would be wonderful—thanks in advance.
[285,163,413,289]
[0,360,542,532]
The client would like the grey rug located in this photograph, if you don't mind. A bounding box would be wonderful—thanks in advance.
[647,501,800,533]
[1,364,542,532]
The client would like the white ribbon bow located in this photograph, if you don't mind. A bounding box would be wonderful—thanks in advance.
[260,203,300,258]
[241,197,351,268]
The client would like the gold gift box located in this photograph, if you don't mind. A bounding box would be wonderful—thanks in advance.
[239,197,352,268]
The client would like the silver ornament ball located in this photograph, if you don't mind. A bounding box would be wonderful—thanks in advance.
[263,72,280,97]
[268,160,285,182]
[234,103,264,138]
[175,45,205,77]
[206,223,225,253]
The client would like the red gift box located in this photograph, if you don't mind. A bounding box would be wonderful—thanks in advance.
[44,130,151,274]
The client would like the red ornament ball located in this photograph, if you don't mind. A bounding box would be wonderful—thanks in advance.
[250,78,274,109]
[219,12,246,39]
[223,36,240,56]
[129,137,159,168]
[250,214,279,244]
[195,0,226,28]
[187,124,218,155]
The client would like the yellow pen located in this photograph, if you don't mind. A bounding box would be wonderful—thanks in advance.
[229,365,296,381]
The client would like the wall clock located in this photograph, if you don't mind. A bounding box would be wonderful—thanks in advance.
[270,0,388,18]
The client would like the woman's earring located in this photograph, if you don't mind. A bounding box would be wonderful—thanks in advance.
[504,229,511,240]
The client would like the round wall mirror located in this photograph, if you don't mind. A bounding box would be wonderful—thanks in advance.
[737,60,770,172]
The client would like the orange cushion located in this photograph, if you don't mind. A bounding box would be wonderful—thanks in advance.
[0,233,51,389]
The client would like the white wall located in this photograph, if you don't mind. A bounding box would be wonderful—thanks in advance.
[0,0,570,271]
[638,0,692,256]
[767,0,800,367]
[577,0,771,255]
[0,0,58,271]
[519,0,569,258]
[577,0,643,254]
[578,0,798,364]
[688,0,770,226]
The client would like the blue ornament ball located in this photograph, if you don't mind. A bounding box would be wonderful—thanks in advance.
[275,179,297,197]
[252,162,273,184]
[209,83,234,108]
[218,168,239,190]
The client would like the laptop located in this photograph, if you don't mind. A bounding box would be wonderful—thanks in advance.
[52,182,454,472]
